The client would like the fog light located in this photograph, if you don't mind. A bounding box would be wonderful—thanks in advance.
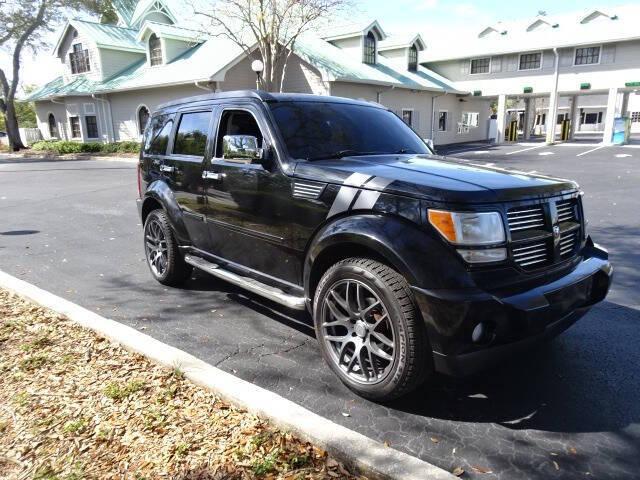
[457,248,507,263]
[472,322,494,344]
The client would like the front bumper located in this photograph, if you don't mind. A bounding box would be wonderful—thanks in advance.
[412,239,613,376]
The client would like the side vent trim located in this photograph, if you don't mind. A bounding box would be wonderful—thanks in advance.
[293,181,325,200]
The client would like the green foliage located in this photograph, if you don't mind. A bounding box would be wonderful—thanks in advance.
[30,140,140,155]
[0,100,36,131]
[252,452,278,476]
[104,379,146,400]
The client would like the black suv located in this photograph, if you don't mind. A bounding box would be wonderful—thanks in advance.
[137,91,612,401]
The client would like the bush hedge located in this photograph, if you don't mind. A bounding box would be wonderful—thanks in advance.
[31,140,140,155]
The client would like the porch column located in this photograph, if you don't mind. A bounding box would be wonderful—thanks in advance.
[568,95,577,140]
[602,87,619,145]
[523,97,534,140]
[495,94,507,143]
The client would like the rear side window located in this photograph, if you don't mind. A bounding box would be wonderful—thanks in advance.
[144,114,173,155]
[173,111,211,157]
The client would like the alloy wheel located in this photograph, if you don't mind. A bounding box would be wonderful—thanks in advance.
[145,218,168,277]
[321,279,397,385]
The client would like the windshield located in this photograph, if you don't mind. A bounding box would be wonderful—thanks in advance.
[268,101,432,161]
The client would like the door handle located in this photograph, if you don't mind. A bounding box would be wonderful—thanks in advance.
[202,171,221,180]
[160,165,175,173]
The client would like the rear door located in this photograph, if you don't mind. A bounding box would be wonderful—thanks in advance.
[161,107,215,251]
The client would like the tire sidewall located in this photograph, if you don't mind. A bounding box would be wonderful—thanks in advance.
[143,210,176,284]
[313,262,413,400]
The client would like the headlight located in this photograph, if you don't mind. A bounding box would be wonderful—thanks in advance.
[428,210,505,245]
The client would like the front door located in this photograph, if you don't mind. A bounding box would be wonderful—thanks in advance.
[203,105,298,284]
[162,108,215,251]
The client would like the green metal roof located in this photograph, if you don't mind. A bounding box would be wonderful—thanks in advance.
[137,21,203,42]
[111,0,138,27]
[72,19,144,52]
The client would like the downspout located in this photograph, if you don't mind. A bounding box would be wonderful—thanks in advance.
[92,94,115,143]
[545,47,560,144]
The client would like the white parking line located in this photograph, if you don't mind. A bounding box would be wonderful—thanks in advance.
[538,151,554,156]
[506,144,547,155]
[576,145,606,157]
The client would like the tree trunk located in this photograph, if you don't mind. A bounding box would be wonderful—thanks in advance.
[4,101,26,151]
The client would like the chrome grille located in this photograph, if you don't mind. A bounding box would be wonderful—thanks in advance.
[559,231,578,258]
[556,199,577,223]
[512,240,550,269]
[507,205,546,232]
[292,181,325,200]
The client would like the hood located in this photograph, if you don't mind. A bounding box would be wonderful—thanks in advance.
[292,154,578,203]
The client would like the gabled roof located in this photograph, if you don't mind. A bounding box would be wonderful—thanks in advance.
[130,0,176,27]
[320,19,387,42]
[526,16,559,32]
[423,4,640,63]
[53,19,144,55]
[294,33,461,93]
[136,21,203,43]
[580,9,617,24]
[378,33,426,52]
[111,0,138,27]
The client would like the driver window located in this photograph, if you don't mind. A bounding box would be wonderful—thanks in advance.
[216,110,264,158]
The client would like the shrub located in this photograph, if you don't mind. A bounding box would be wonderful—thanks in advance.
[29,140,140,155]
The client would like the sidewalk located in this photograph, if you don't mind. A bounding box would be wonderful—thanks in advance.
[0,151,138,163]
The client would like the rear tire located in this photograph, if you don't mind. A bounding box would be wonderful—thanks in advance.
[143,209,192,286]
[313,257,432,401]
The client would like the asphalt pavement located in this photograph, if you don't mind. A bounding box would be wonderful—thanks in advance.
[1,145,638,479]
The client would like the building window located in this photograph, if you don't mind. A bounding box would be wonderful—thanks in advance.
[69,43,90,74]
[470,57,490,74]
[85,115,99,138]
[408,45,418,72]
[631,112,640,123]
[138,106,150,135]
[401,109,413,127]
[363,32,376,65]
[461,112,479,127]
[519,52,541,70]
[438,111,447,131]
[582,112,602,124]
[70,116,81,138]
[575,46,600,65]
[149,34,163,66]
[48,113,57,138]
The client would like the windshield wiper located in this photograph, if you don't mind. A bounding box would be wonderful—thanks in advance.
[307,150,383,161]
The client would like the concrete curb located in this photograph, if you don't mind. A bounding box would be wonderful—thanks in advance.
[0,270,456,480]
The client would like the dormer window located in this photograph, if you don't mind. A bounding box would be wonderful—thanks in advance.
[408,45,418,72]
[363,31,376,65]
[69,43,90,74]
[149,34,163,66]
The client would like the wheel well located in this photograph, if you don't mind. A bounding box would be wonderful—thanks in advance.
[141,197,163,224]
[308,243,389,301]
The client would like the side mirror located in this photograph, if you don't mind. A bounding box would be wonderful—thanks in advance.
[223,135,263,161]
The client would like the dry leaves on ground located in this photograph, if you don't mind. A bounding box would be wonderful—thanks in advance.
[0,289,366,480]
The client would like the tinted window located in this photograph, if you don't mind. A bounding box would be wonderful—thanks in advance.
[269,102,429,161]
[85,115,98,138]
[145,115,173,155]
[173,111,211,157]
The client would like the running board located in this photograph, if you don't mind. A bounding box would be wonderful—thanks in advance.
[184,254,307,311]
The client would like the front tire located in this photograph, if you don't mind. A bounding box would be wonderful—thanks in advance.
[313,257,432,401]
[143,209,192,286]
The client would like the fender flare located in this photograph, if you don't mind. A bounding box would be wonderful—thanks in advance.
[141,180,191,245]
[303,213,472,300]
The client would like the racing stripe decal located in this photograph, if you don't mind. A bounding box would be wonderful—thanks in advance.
[327,173,394,218]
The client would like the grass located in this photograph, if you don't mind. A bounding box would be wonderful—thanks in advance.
[103,379,146,400]
[19,353,50,371]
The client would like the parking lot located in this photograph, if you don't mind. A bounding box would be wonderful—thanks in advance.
[1,144,638,479]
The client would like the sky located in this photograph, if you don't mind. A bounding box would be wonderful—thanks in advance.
[0,0,620,95]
